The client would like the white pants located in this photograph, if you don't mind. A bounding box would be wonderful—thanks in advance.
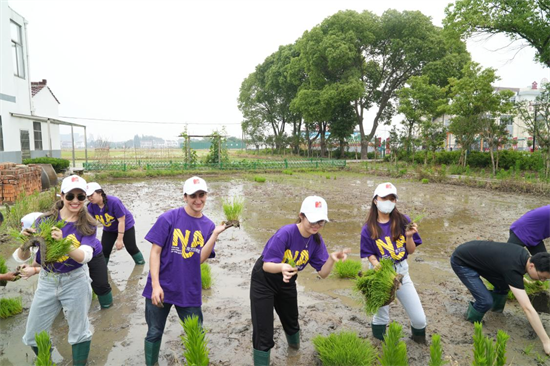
[371,259,427,329]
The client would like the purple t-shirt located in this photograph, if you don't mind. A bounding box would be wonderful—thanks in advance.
[261,224,329,272]
[510,205,550,247]
[360,215,422,263]
[35,219,102,274]
[87,195,135,233]
[142,207,216,307]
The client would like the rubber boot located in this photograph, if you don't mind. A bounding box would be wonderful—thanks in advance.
[490,291,508,313]
[104,256,110,265]
[145,339,161,366]
[72,340,91,366]
[253,348,270,366]
[372,324,387,341]
[411,326,427,344]
[98,291,113,309]
[285,330,300,349]
[132,252,146,265]
[465,302,486,323]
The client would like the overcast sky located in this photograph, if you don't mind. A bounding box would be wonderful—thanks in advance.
[6,0,550,142]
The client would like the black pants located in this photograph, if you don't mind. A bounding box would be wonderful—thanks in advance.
[102,226,140,258]
[508,229,547,255]
[88,252,111,296]
[250,256,299,352]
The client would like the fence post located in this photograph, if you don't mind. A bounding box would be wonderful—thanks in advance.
[284,159,288,169]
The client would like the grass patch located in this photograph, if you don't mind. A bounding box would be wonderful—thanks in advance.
[201,263,212,289]
[355,259,401,315]
[379,322,407,366]
[181,315,209,366]
[34,330,55,366]
[222,197,244,222]
[254,176,266,183]
[0,297,23,319]
[312,331,376,366]
[334,260,362,279]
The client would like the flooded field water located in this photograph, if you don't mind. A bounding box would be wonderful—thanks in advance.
[1,171,549,365]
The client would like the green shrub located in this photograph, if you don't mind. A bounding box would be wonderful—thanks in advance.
[429,334,447,366]
[34,330,55,366]
[23,157,70,173]
[254,176,266,183]
[0,297,23,319]
[181,315,209,366]
[201,263,212,289]
[312,331,376,366]
[334,260,362,279]
[379,322,408,366]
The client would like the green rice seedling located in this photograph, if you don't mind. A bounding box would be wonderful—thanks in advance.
[34,330,55,366]
[283,169,293,175]
[285,255,296,268]
[429,334,447,366]
[355,259,401,315]
[334,260,362,279]
[181,315,209,366]
[0,297,23,319]
[0,256,8,287]
[421,178,429,184]
[405,212,426,232]
[379,322,408,366]
[254,176,266,183]
[201,263,212,289]
[36,217,73,264]
[523,344,534,356]
[312,331,376,366]
[326,175,331,179]
[472,322,510,366]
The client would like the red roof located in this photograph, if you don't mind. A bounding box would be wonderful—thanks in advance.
[31,79,60,104]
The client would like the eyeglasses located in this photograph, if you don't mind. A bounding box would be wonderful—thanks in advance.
[65,192,86,201]
[188,192,207,199]
[308,219,326,227]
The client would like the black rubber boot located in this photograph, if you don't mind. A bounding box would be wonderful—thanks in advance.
[372,324,387,340]
[411,326,427,344]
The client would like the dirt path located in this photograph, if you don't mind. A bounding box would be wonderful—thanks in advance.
[1,172,549,365]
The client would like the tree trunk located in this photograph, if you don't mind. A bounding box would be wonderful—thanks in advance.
[489,147,495,176]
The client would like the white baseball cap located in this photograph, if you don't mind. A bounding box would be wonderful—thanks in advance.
[300,196,329,223]
[86,182,102,196]
[373,182,398,199]
[60,175,88,194]
[183,176,208,195]
[21,212,43,230]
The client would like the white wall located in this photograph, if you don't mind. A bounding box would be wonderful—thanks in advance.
[32,87,61,153]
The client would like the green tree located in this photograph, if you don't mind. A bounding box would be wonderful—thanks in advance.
[179,127,198,165]
[516,83,550,177]
[444,0,550,68]
[205,130,229,165]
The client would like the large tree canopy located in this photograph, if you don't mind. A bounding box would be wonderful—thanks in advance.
[444,0,550,67]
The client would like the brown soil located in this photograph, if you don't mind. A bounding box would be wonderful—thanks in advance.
[1,172,549,365]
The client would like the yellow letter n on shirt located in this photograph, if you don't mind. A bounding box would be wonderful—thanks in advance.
[375,236,405,261]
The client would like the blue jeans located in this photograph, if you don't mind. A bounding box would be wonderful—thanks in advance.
[450,254,508,313]
[144,298,203,343]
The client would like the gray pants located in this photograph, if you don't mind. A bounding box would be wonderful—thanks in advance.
[23,265,93,347]
[372,259,427,329]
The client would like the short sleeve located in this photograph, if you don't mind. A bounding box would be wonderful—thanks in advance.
[360,225,378,258]
[145,213,171,248]
[111,199,126,220]
[308,238,329,272]
[262,234,287,263]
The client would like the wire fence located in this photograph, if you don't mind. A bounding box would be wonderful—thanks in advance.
[83,158,346,171]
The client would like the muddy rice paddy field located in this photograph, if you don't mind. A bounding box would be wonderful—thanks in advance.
[1,171,549,365]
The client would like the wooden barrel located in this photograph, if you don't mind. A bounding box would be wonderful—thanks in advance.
[36,164,58,188]
[40,167,50,190]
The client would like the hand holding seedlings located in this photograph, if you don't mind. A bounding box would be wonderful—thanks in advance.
[18,264,38,280]
[405,213,425,233]
[282,263,298,283]
[51,226,63,240]
[405,222,418,238]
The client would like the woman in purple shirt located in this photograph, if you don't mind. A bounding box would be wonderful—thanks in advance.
[250,196,350,366]
[21,175,101,366]
[86,182,145,265]
[508,205,549,255]
[360,182,426,344]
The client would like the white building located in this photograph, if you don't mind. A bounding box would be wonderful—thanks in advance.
[0,2,86,164]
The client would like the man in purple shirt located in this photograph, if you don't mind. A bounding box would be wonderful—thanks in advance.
[142,176,226,366]
[508,205,550,255]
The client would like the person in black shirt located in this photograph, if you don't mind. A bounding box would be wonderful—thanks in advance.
[451,241,550,355]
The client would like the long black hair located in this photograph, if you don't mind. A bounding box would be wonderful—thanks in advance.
[295,213,321,244]
[87,189,109,212]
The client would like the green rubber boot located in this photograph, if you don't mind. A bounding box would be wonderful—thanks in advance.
[253,348,270,366]
[490,291,508,313]
[411,326,427,344]
[72,340,91,366]
[465,302,486,323]
[285,330,300,349]
[372,324,387,341]
[145,339,161,366]
[132,252,146,265]
[98,291,113,309]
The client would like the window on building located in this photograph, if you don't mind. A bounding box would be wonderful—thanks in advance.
[33,122,43,150]
[11,20,25,78]
[0,116,4,151]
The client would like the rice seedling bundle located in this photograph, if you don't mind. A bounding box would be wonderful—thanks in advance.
[254,176,266,183]
[334,260,362,279]
[379,322,408,366]
[0,256,8,287]
[201,263,212,289]
[405,213,426,232]
[0,297,23,319]
[485,277,549,300]
[354,259,402,315]
[17,217,73,265]
[222,197,244,222]
[312,331,376,366]
[34,330,55,366]
[181,315,209,366]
